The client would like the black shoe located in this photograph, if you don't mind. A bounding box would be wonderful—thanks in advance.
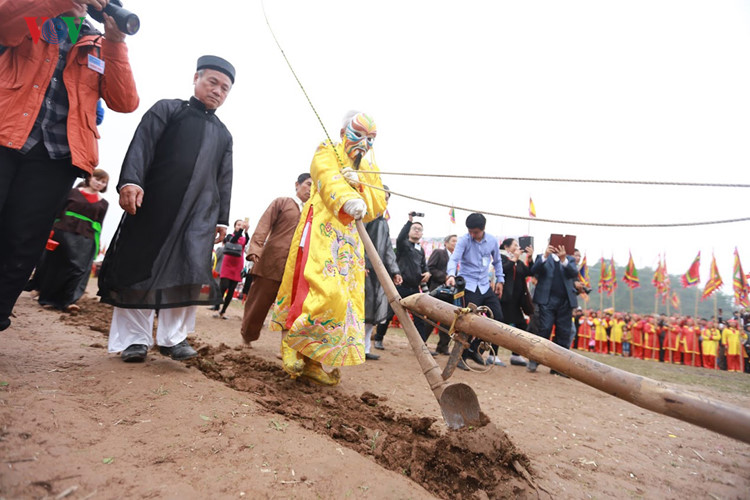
[550,369,570,378]
[121,344,148,363]
[509,354,528,366]
[365,352,380,361]
[527,360,538,373]
[465,349,486,366]
[0,317,10,332]
[429,350,439,357]
[437,347,451,355]
[456,359,470,371]
[373,340,385,350]
[158,339,198,361]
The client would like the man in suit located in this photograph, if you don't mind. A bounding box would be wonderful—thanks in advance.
[240,173,312,345]
[528,241,579,374]
[427,234,457,354]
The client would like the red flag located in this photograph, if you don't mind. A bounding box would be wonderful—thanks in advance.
[681,252,701,287]
[578,254,590,288]
[610,257,617,294]
[599,257,614,295]
[623,252,640,289]
[702,254,723,300]
[652,256,665,291]
[733,248,749,308]
[671,291,681,310]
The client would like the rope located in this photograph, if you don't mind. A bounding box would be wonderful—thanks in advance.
[355,170,750,189]
[356,180,750,228]
[261,1,344,168]
[261,2,747,226]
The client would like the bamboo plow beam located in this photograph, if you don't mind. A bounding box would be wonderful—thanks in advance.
[354,220,483,429]
[401,293,750,445]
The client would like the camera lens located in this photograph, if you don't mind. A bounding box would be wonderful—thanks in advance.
[123,14,139,35]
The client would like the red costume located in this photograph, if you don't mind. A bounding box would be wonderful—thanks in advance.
[643,322,659,360]
[630,320,644,359]
[664,324,682,364]
[577,318,592,351]
[681,325,702,367]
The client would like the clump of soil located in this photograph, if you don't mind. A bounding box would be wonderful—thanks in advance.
[59,296,112,336]
[190,343,534,499]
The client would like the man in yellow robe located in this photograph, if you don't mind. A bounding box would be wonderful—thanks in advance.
[722,319,748,373]
[271,111,387,385]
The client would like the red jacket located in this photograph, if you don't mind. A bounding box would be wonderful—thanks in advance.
[0,0,139,174]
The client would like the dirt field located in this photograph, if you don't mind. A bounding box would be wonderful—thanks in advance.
[1,287,749,499]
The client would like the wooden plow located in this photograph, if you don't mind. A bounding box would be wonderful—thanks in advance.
[356,220,750,444]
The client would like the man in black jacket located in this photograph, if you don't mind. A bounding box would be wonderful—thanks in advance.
[428,234,456,354]
[372,214,432,349]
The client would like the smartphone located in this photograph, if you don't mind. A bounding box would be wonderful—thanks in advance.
[518,236,534,250]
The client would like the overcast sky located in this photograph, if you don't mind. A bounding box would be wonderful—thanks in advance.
[93,0,750,297]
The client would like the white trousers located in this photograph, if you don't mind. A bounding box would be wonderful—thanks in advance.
[108,306,197,353]
[364,323,374,354]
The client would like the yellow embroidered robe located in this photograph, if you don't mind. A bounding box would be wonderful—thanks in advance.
[270,141,386,366]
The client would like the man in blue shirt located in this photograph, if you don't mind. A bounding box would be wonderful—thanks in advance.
[446,213,506,368]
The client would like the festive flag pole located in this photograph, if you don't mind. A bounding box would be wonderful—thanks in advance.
[610,256,617,309]
[733,247,749,308]
[662,256,671,314]
[702,253,723,301]
[623,251,639,313]
[578,254,590,304]
[652,255,663,314]
[598,257,606,311]
[681,252,701,288]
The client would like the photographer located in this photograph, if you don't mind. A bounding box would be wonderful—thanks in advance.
[528,237,579,374]
[393,213,431,343]
[0,0,139,332]
[500,238,532,366]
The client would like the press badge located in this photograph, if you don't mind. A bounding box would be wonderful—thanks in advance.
[88,54,105,74]
[482,256,489,267]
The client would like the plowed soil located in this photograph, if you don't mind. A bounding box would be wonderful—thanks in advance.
[1,287,749,499]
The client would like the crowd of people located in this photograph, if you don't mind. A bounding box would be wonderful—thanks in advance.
[2,2,747,391]
[570,308,750,373]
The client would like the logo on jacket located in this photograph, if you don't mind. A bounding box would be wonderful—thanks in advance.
[24,17,85,45]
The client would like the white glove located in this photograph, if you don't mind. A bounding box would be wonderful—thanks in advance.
[343,199,367,220]
[341,167,360,188]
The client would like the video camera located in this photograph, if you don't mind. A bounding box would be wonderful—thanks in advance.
[88,0,140,35]
[429,276,466,305]
[409,211,425,217]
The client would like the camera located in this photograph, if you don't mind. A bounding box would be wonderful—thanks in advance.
[88,0,140,36]
[429,276,466,305]
[409,211,425,217]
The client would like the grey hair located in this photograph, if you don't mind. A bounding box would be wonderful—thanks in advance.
[444,234,457,244]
